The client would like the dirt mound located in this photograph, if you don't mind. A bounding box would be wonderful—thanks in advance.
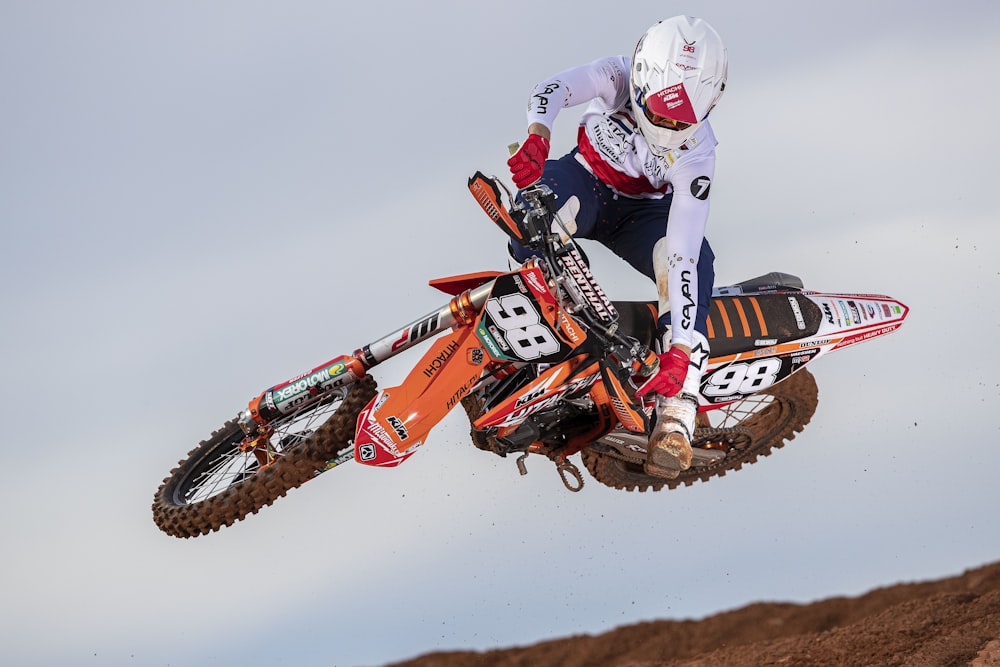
[388,561,1000,667]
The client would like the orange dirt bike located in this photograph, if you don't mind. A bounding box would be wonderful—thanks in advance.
[153,173,909,538]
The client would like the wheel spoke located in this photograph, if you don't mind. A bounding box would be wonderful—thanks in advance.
[704,395,775,429]
[579,369,819,492]
[178,393,347,504]
[153,375,379,538]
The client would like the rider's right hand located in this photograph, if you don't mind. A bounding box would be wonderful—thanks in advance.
[507,133,550,189]
[636,347,690,399]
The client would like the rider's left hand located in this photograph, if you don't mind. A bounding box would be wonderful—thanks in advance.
[637,347,690,398]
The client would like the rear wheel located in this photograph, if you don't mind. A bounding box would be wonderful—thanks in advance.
[581,367,819,492]
[152,375,377,538]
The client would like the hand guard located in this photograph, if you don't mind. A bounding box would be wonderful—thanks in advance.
[507,134,550,189]
[636,347,690,399]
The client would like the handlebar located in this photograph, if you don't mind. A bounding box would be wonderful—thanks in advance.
[469,168,656,378]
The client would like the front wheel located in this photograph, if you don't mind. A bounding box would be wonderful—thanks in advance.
[582,367,819,492]
[152,375,377,538]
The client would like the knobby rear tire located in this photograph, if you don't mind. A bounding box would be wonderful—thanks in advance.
[152,375,377,538]
[581,367,819,492]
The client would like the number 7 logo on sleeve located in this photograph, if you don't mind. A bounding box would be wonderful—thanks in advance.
[690,176,712,200]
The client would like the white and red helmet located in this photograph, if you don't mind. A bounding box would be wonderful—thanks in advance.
[630,16,728,155]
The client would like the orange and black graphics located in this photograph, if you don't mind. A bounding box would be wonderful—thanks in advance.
[705,293,823,357]
[468,172,525,243]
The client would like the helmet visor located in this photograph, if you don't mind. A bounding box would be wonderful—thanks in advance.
[633,81,699,131]
[635,96,693,131]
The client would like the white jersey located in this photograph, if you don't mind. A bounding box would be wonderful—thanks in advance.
[524,56,717,349]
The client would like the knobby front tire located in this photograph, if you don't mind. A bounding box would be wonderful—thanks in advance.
[152,375,377,538]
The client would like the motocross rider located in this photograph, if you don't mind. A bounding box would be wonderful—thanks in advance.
[506,16,726,479]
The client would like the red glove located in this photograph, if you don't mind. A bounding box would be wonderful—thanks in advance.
[637,347,690,398]
[507,133,550,189]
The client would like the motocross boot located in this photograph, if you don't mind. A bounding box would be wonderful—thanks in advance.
[644,331,709,479]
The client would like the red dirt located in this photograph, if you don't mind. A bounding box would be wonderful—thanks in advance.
[387,561,1000,667]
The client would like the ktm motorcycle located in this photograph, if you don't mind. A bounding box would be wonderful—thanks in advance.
[153,173,909,538]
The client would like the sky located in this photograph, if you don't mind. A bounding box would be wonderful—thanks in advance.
[2,1,999,665]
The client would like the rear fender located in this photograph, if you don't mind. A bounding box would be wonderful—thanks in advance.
[700,292,909,408]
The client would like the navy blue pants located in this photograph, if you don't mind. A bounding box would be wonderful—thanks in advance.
[510,151,715,339]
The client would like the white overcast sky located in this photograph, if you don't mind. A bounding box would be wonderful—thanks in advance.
[2,1,999,666]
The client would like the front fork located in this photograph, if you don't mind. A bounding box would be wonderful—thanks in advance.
[236,280,497,438]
